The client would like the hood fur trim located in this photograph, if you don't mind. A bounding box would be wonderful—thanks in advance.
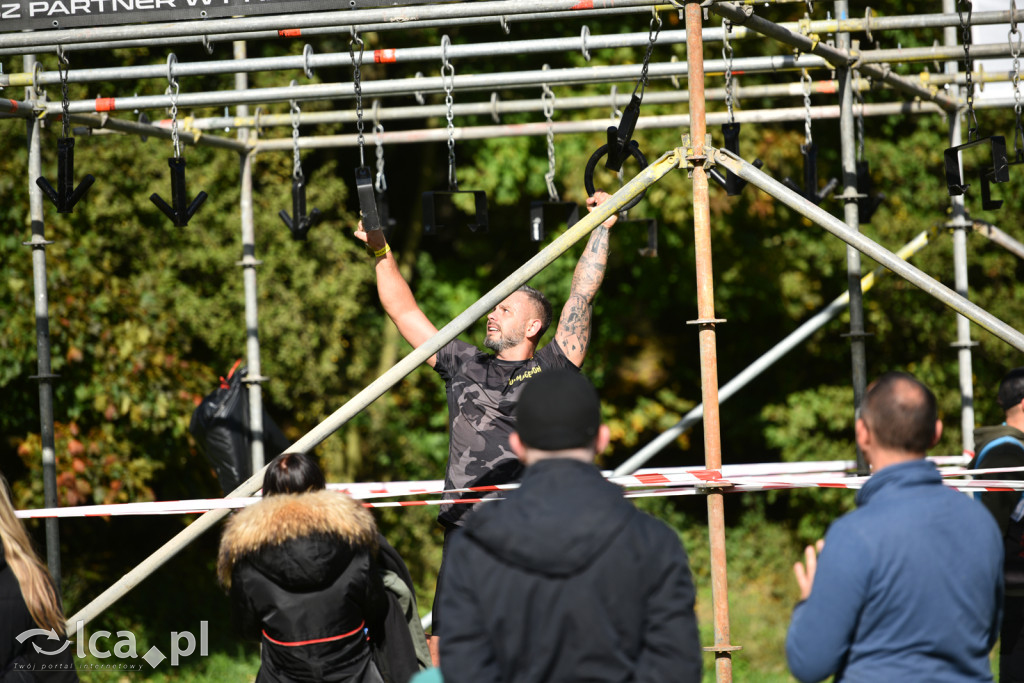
[217,490,377,588]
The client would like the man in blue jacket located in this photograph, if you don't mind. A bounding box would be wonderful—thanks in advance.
[786,372,1004,683]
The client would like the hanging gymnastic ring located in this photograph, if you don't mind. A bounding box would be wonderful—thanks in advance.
[583,141,648,212]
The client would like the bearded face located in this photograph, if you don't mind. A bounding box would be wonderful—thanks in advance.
[483,294,533,353]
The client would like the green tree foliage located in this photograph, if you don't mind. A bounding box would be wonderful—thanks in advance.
[2,3,1024,676]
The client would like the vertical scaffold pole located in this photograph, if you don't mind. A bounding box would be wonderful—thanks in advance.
[835,0,869,474]
[25,53,62,588]
[235,40,267,473]
[684,3,734,680]
[944,0,975,454]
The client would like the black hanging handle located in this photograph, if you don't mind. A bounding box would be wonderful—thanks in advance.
[583,141,648,213]
[422,190,488,237]
[782,143,838,206]
[279,176,323,240]
[528,201,579,243]
[354,166,382,233]
[604,94,642,172]
[150,157,208,227]
[944,136,1008,211]
[36,137,95,214]
[708,123,764,196]
[855,160,885,223]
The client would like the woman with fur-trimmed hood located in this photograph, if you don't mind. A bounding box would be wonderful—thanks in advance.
[218,453,388,683]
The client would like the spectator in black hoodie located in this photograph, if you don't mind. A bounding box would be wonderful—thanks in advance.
[438,370,702,682]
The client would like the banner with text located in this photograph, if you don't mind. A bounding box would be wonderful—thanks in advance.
[0,0,450,32]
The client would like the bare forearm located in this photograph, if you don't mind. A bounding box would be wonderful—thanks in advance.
[358,232,438,359]
[373,249,417,320]
[554,224,610,365]
[571,225,611,305]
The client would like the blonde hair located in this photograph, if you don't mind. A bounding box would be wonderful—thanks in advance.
[0,474,67,634]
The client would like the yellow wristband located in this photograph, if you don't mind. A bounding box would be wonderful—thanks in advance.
[373,244,391,259]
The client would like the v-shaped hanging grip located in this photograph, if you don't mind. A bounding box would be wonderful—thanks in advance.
[279,176,323,240]
[36,137,95,214]
[782,143,838,206]
[354,166,382,234]
[708,123,765,196]
[605,94,642,172]
[150,157,208,227]
[944,135,1009,200]
[855,160,885,224]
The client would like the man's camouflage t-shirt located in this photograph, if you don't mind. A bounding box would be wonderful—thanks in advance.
[433,339,578,528]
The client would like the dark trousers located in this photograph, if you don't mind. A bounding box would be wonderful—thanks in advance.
[1003,595,1024,683]
[430,527,456,637]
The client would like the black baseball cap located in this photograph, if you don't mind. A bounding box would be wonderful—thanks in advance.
[998,367,1024,411]
[515,370,601,450]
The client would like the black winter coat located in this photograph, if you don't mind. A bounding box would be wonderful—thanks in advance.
[218,491,388,683]
[439,458,702,683]
[0,548,77,682]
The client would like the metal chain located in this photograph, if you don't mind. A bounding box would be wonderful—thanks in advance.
[631,10,663,103]
[373,100,387,192]
[722,19,735,124]
[349,32,366,167]
[290,92,303,182]
[805,0,813,18]
[541,67,558,202]
[57,46,70,140]
[1010,4,1024,159]
[801,68,813,147]
[441,35,458,191]
[167,54,181,158]
[958,0,979,141]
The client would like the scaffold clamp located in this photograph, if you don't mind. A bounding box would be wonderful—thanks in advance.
[279,176,323,241]
[36,137,95,214]
[150,156,208,227]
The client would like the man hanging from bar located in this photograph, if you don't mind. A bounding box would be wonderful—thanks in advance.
[352,191,618,663]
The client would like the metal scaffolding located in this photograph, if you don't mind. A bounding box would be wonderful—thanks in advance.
[9,3,1024,682]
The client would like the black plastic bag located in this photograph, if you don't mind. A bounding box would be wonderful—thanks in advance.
[189,361,290,495]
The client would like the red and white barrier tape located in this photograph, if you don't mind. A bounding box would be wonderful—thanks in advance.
[13,456,1010,520]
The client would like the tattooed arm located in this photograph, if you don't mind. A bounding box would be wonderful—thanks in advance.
[554,192,618,367]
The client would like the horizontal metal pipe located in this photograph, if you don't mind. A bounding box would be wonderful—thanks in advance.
[249,101,944,150]
[65,148,680,630]
[45,30,1016,116]
[713,146,1024,352]
[613,229,937,476]
[2,8,1017,57]
[712,2,958,111]
[47,56,825,115]
[13,23,1023,88]
[7,28,692,86]
[0,5,672,56]
[0,0,661,49]
[141,68,1018,132]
